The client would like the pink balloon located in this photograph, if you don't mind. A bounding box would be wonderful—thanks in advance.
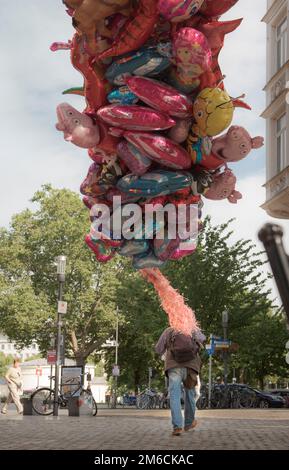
[126,77,193,118]
[117,140,152,176]
[204,168,242,204]
[121,131,192,170]
[97,105,176,131]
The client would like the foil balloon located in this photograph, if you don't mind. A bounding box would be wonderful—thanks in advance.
[117,141,152,176]
[71,0,132,54]
[168,27,212,94]
[190,87,234,138]
[199,0,239,19]
[105,47,171,86]
[191,126,264,170]
[204,168,242,204]
[97,105,176,131]
[99,1,159,60]
[158,0,205,23]
[125,76,193,118]
[121,131,192,169]
[117,170,193,198]
[198,19,242,90]
[56,103,100,148]
[107,86,139,105]
[119,240,150,257]
[133,252,166,269]
[169,119,192,143]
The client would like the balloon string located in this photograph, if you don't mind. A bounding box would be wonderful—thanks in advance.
[140,268,200,335]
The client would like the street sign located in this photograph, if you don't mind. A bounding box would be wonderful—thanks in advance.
[214,340,231,350]
[47,350,57,365]
[35,367,42,377]
[286,353,289,365]
[205,344,215,356]
[112,365,120,377]
[58,301,68,314]
[286,340,289,349]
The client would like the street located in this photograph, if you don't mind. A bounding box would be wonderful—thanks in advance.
[0,408,288,450]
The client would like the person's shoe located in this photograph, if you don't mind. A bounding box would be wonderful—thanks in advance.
[172,428,183,436]
[1,410,7,414]
[18,411,23,415]
[184,420,198,432]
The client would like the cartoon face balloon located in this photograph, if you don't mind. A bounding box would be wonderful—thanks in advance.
[191,87,234,137]
[158,0,205,23]
[169,28,212,94]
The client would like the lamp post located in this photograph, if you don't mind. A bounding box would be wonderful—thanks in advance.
[53,255,66,417]
[222,310,229,389]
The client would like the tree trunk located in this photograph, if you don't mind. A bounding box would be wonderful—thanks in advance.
[134,369,141,394]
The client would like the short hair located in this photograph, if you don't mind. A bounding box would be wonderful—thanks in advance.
[13,358,20,365]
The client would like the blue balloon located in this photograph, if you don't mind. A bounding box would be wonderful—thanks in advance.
[119,240,150,257]
[117,170,193,198]
[107,86,139,105]
[133,252,166,270]
[105,47,171,86]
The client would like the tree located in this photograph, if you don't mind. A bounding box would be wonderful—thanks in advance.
[163,217,288,388]
[0,185,120,366]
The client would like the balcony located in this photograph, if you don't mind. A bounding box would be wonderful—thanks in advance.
[262,165,289,218]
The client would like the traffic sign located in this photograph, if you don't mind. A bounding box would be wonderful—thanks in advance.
[214,340,231,350]
[286,353,289,365]
[47,350,57,365]
[58,301,67,314]
[112,365,120,377]
[35,367,42,377]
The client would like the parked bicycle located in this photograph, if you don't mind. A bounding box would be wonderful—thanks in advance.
[136,389,160,409]
[31,374,97,416]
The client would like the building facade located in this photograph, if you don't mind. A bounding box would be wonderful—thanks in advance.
[262,0,289,218]
[0,332,39,361]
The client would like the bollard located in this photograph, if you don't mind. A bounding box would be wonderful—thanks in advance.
[68,397,80,417]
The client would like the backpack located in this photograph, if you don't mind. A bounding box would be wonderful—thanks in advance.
[170,331,200,363]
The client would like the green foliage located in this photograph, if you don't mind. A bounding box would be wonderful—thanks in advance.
[0,352,14,377]
[0,185,119,365]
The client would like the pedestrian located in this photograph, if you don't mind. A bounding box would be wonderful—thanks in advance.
[1,358,23,415]
[155,327,205,436]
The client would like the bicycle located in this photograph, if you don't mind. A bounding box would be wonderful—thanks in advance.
[31,374,98,416]
[136,389,159,410]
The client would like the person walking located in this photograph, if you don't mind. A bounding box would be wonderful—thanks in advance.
[155,327,204,436]
[1,358,23,415]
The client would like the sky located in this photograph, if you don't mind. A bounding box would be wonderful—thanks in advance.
[0,0,289,302]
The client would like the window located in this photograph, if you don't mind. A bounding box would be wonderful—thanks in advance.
[277,114,287,172]
[1,344,5,351]
[277,18,287,70]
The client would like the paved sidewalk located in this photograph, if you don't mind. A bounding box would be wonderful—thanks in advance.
[0,409,288,450]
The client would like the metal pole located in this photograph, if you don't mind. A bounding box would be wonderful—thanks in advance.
[223,325,228,388]
[149,369,151,390]
[53,278,64,416]
[208,334,212,409]
[114,307,119,408]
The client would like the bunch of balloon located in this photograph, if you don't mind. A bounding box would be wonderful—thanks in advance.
[51,0,264,334]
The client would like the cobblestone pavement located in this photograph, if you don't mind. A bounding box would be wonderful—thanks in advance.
[0,408,288,450]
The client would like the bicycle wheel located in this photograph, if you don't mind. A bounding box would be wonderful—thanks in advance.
[31,388,55,416]
[138,394,151,410]
[81,390,98,416]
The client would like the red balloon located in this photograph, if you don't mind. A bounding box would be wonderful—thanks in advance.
[70,33,109,113]
[200,0,239,19]
[99,0,159,60]
[198,19,242,89]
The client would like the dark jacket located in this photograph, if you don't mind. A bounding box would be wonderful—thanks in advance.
[155,327,201,374]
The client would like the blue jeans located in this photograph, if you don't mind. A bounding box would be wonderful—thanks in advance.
[168,368,196,430]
